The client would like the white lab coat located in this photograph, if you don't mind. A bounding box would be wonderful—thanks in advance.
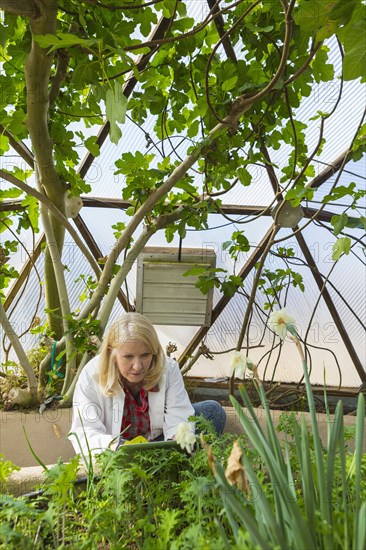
[69,354,195,456]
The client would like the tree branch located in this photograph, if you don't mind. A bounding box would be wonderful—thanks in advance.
[49,50,70,106]
[123,0,244,52]
[284,42,321,86]
[25,0,65,203]
[83,0,163,10]
[0,300,37,396]
[0,0,42,18]
[34,166,76,395]
[0,126,34,168]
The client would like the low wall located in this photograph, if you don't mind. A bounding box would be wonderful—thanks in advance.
[1,406,365,468]
[1,406,365,496]
[0,408,75,467]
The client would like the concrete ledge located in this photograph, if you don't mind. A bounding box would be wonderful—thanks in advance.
[1,406,364,467]
[2,464,94,497]
[224,406,365,452]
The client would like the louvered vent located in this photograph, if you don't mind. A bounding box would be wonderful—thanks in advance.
[136,248,216,326]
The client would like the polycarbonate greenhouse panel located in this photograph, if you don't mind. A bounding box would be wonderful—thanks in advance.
[1,21,365,388]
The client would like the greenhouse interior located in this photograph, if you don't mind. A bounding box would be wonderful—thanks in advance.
[0,0,365,548]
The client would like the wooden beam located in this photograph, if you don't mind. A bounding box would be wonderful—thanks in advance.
[72,215,134,312]
[295,231,366,383]
[0,198,356,225]
[306,150,353,189]
[0,126,34,168]
[206,0,237,62]
[3,235,44,313]
[186,376,363,397]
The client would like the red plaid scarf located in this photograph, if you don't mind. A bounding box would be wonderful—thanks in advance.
[120,383,159,440]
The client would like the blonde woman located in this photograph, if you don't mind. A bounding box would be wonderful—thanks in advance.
[70,312,226,456]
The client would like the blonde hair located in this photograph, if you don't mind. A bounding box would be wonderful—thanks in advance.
[98,312,165,396]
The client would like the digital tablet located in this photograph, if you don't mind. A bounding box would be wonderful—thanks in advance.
[118,437,199,452]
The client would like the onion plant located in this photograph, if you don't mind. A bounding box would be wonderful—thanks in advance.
[213,335,366,549]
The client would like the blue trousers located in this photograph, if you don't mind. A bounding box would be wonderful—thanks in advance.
[192,400,226,435]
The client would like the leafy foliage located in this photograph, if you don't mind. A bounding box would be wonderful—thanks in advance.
[212,379,366,549]
[0,431,242,548]
[0,454,20,486]
[0,0,365,402]
[1,396,365,549]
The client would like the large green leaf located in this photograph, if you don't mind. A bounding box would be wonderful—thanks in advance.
[342,19,366,80]
[21,195,39,231]
[331,212,348,236]
[332,236,351,260]
[34,33,96,52]
[105,81,128,145]
[0,187,23,200]
[84,136,100,157]
[0,134,9,155]
[294,0,336,33]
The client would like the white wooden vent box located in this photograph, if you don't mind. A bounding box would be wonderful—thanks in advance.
[136,247,216,326]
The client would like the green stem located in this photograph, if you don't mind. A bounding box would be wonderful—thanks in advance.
[294,337,333,549]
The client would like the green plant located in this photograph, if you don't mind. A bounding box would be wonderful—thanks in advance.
[1,394,365,549]
[0,455,20,487]
[211,360,366,549]
[0,430,252,548]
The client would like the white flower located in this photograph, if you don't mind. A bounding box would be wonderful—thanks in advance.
[230,352,254,379]
[268,308,297,340]
[175,422,196,454]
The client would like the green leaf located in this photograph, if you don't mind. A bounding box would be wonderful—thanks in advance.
[0,22,7,49]
[221,275,243,297]
[0,217,12,233]
[359,216,366,230]
[222,75,238,92]
[342,16,366,80]
[0,134,10,154]
[139,9,157,37]
[72,62,98,87]
[175,180,197,195]
[331,212,348,236]
[332,237,351,261]
[34,33,96,53]
[0,187,23,200]
[21,195,39,231]
[106,81,128,145]
[237,167,252,186]
[312,47,334,83]
[294,0,335,34]
[84,136,100,157]
[156,0,177,18]
[187,119,199,138]
[286,186,314,207]
[323,182,356,203]
[330,0,358,25]
[292,272,304,290]
[183,266,207,277]
[165,225,175,243]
